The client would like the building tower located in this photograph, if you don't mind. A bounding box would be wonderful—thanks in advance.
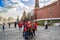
[34,0,39,20]
[21,10,27,22]
[35,0,39,9]
[23,11,26,17]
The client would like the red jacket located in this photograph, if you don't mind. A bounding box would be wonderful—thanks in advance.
[27,22,31,28]
[34,22,38,30]
[18,22,22,27]
[24,27,27,32]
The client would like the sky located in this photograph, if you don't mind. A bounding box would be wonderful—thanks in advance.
[0,0,57,19]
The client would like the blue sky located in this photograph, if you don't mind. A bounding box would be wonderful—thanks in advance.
[0,0,57,19]
[0,0,4,7]
[0,0,57,8]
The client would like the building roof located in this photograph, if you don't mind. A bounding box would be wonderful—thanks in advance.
[38,1,57,10]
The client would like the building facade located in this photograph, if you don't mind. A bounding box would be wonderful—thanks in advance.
[33,0,60,20]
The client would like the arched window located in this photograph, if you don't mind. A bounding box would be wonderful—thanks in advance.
[48,7,53,13]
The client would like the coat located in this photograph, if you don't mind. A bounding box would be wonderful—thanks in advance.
[18,22,22,27]
[34,22,38,30]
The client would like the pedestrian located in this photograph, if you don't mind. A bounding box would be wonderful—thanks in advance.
[20,21,23,27]
[23,21,28,33]
[27,21,33,37]
[24,27,28,40]
[31,21,35,36]
[45,21,48,29]
[23,22,29,40]
[14,21,17,28]
[18,21,22,30]
[8,22,11,28]
[18,22,20,30]
[23,26,27,36]
[2,22,5,31]
[34,21,38,31]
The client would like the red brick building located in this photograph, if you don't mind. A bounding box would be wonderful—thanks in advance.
[33,0,60,20]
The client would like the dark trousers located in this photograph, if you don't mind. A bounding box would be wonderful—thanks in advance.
[15,25,16,28]
[9,25,10,28]
[3,26,5,30]
[33,29,35,36]
[28,31,33,37]
[24,31,29,40]
[45,25,48,29]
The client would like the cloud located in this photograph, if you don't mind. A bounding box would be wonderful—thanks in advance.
[41,0,47,1]
[38,0,57,8]
[33,0,49,2]
[10,0,19,3]
[0,0,57,19]
[22,0,29,2]
[1,0,32,19]
[0,7,3,12]
[4,0,29,9]
[39,3,45,8]
[0,0,23,19]
[45,0,58,5]
[3,0,57,13]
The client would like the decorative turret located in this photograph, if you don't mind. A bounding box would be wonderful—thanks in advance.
[21,10,28,22]
[35,0,39,9]
[34,0,40,20]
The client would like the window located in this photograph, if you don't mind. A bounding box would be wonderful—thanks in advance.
[48,7,53,12]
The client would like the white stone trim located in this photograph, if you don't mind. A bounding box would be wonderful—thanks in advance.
[34,18,60,21]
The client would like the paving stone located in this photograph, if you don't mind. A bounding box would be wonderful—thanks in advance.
[0,24,60,40]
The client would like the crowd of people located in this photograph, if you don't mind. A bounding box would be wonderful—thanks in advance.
[17,20,48,40]
[1,20,49,40]
[2,21,17,30]
[1,20,38,40]
[18,21,38,40]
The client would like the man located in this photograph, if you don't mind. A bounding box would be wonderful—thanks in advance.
[18,21,23,30]
[45,21,48,29]
[8,22,11,28]
[23,21,29,40]
[32,21,38,36]
[2,22,5,31]
[14,21,17,28]
[27,21,33,37]
[18,22,20,30]
[34,21,38,30]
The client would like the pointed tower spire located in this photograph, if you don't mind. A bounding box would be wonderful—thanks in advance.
[35,0,39,9]
[33,0,40,20]
[22,10,27,19]
[21,10,27,21]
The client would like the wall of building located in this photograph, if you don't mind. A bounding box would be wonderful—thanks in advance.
[36,1,60,19]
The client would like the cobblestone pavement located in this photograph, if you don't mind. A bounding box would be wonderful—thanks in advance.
[0,24,60,40]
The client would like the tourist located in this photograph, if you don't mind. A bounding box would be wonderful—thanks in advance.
[2,22,5,31]
[27,21,33,37]
[18,21,23,30]
[23,21,29,40]
[18,22,20,30]
[14,21,17,28]
[45,20,48,29]
[32,21,38,36]
[8,22,11,28]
